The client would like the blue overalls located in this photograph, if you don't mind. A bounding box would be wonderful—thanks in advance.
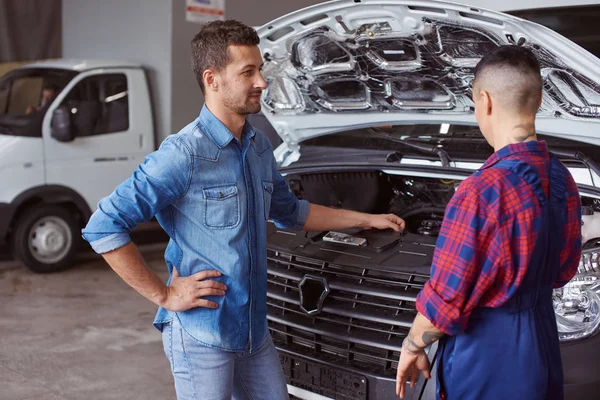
[437,155,568,400]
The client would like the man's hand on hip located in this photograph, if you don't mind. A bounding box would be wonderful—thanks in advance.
[163,268,227,312]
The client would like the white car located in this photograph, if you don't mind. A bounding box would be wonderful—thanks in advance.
[254,1,600,399]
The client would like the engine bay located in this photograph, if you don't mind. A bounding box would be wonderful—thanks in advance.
[271,167,600,270]
[266,170,455,272]
[285,170,455,237]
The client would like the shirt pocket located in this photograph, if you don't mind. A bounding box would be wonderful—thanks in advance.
[202,184,240,229]
[262,181,273,220]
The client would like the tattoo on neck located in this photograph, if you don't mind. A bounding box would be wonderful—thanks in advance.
[512,124,536,142]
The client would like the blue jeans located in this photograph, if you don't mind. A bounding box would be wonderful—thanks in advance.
[162,318,289,400]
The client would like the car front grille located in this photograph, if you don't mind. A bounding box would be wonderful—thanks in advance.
[266,249,430,376]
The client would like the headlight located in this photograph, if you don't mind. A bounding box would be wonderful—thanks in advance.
[553,248,600,342]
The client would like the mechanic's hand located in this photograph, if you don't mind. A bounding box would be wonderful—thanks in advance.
[163,267,227,312]
[396,348,431,399]
[364,213,406,232]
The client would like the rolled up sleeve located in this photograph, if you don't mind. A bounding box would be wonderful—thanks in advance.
[82,137,192,254]
[87,232,132,254]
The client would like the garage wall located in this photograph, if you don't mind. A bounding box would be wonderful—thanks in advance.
[224,0,325,26]
[170,0,204,134]
[0,0,62,63]
[62,0,172,141]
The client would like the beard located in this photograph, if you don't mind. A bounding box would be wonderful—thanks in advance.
[222,82,262,116]
[233,98,261,115]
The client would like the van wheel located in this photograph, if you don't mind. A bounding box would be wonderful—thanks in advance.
[11,205,79,273]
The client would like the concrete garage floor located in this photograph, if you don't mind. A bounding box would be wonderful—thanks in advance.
[0,244,177,400]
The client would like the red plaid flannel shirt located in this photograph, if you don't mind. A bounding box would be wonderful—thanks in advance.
[416,141,582,335]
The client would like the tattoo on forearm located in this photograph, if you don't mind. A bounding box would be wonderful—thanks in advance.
[403,330,444,354]
[422,330,444,346]
[403,332,423,354]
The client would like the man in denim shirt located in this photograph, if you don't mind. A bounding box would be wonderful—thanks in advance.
[82,20,405,400]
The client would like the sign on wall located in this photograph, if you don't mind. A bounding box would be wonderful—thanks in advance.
[186,0,225,23]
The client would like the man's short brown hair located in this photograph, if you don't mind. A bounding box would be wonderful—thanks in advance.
[191,20,260,94]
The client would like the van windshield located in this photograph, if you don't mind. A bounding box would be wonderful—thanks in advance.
[0,68,77,137]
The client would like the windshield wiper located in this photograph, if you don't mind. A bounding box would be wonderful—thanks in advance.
[370,130,451,167]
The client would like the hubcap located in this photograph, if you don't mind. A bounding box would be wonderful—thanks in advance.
[28,216,72,264]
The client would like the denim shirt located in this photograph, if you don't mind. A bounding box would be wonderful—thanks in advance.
[82,106,309,352]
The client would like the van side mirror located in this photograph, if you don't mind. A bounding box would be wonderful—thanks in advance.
[51,107,74,142]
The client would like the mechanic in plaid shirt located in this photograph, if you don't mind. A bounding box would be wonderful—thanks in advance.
[396,46,582,400]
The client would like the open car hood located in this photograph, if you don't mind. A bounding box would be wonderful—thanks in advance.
[256,0,600,157]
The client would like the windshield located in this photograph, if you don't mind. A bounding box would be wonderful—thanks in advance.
[0,68,77,137]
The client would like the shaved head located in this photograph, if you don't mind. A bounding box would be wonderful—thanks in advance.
[473,46,542,116]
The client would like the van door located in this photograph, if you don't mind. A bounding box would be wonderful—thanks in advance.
[42,69,146,212]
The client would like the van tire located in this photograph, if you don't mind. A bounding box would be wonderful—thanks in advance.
[11,205,79,273]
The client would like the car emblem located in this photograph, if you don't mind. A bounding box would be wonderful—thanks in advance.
[298,275,330,315]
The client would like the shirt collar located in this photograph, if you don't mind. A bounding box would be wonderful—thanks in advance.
[198,105,255,148]
[480,140,549,170]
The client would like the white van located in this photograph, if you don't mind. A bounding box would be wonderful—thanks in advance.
[0,61,156,272]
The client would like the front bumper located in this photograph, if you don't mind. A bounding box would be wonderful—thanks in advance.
[277,344,436,400]
[278,347,405,400]
[280,333,600,400]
